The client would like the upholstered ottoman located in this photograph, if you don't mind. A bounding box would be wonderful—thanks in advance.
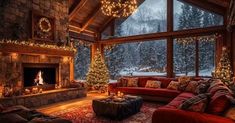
[92,96,143,120]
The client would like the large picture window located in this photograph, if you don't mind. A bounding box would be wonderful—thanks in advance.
[114,0,167,37]
[199,39,216,76]
[174,35,216,77]
[174,0,223,31]
[105,40,167,79]
[74,45,91,80]
[174,39,196,76]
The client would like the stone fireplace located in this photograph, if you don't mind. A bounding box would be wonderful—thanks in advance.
[0,43,88,108]
[0,43,75,92]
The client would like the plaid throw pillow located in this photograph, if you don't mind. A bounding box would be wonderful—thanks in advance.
[179,93,210,112]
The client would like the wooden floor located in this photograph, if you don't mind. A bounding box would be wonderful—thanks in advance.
[37,92,108,114]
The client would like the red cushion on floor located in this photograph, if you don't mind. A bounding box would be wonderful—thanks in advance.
[116,87,180,98]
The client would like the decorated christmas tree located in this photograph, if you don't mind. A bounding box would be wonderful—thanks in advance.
[214,47,233,85]
[86,49,109,87]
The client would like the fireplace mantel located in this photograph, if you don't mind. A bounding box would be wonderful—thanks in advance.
[0,43,75,57]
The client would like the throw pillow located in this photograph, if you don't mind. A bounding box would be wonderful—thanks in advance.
[119,77,129,87]
[206,90,231,115]
[195,80,211,94]
[145,80,161,88]
[178,76,191,91]
[208,85,232,96]
[127,78,138,87]
[208,79,224,90]
[179,93,210,112]
[185,81,199,93]
[167,81,179,90]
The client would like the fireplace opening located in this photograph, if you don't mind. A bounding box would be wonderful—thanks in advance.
[23,63,58,90]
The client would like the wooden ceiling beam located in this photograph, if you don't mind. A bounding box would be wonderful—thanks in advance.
[69,21,98,33]
[99,17,115,33]
[69,25,96,36]
[206,0,230,8]
[69,0,88,21]
[100,26,226,45]
[180,0,226,15]
[69,31,96,42]
[79,4,101,33]
[69,0,81,13]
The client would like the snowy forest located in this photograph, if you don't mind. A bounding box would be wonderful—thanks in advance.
[74,0,223,80]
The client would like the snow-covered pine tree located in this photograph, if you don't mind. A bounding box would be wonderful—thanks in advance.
[86,49,109,86]
[214,47,233,85]
[175,4,202,75]
[74,45,90,80]
[105,45,125,79]
[178,4,191,29]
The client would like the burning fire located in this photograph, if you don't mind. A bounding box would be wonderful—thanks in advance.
[34,70,44,85]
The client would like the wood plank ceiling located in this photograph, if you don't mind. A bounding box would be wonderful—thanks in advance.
[68,0,231,42]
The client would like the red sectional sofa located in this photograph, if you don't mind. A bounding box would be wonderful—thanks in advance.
[152,92,234,123]
[108,77,179,102]
[108,76,235,123]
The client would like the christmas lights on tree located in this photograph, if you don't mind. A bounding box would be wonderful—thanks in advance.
[86,49,110,87]
[214,47,233,85]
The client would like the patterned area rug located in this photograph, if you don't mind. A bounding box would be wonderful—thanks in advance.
[51,102,163,123]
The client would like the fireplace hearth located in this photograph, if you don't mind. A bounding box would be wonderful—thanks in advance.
[23,63,59,90]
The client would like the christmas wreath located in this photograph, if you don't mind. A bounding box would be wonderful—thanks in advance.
[38,17,51,33]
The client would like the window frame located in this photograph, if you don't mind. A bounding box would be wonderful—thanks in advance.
[98,0,225,78]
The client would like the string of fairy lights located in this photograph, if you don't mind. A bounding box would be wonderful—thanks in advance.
[1,34,218,53]
[0,39,77,52]
[175,34,219,45]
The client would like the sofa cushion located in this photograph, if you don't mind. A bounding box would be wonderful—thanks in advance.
[145,80,161,88]
[152,77,177,88]
[152,107,235,123]
[206,90,231,115]
[179,93,210,112]
[138,77,152,87]
[166,92,195,109]
[167,81,179,90]
[207,79,224,91]
[208,85,231,96]
[127,78,138,87]
[185,81,199,93]
[116,87,180,98]
[178,76,191,91]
